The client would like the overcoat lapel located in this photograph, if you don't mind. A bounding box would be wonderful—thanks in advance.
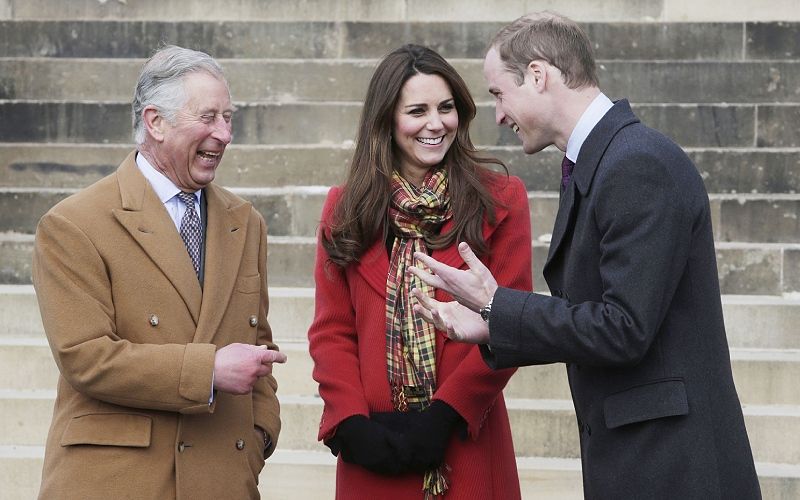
[545,182,578,270]
[193,184,251,344]
[543,100,639,277]
[112,154,203,323]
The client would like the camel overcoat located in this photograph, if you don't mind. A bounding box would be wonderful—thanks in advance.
[32,152,281,499]
[308,174,532,499]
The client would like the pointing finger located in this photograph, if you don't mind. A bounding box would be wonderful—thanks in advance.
[259,349,288,364]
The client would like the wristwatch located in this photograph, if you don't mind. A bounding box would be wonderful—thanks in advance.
[479,296,493,323]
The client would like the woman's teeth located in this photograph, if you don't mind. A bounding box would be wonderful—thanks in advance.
[511,124,520,134]
[417,136,444,145]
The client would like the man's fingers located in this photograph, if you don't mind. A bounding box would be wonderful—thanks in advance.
[258,348,288,364]
[412,303,434,324]
[430,308,456,340]
[406,264,442,290]
[457,242,489,275]
[411,287,436,308]
[412,251,438,271]
[411,289,438,325]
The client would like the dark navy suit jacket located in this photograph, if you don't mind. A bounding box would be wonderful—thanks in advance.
[483,100,761,499]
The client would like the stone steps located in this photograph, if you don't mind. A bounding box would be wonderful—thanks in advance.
[2,391,798,466]
[2,285,799,346]
[4,58,800,104]
[2,336,798,406]
[2,99,795,148]
[3,187,799,242]
[1,4,797,498]
[2,446,798,500]
[0,446,585,500]
[4,234,799,294]
[3,143,799,194]
[3,144,800,197]
[0,21,790,60]
[2,0,799,23]
[2,285,799,347]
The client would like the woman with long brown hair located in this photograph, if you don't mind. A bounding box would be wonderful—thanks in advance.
[308,44,532,499]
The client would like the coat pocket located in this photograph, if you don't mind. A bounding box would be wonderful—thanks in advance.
[60,412,152,447]
[603,378,689,429]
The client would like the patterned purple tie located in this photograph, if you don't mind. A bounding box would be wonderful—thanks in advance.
[177,192,202,278]
[561,155,575,191]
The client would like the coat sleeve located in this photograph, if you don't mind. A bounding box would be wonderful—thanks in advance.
[251,212,282,457]
[485,150,695,368]
[307,187,370,441]
[433,175,533,438]
[32,211,217,414]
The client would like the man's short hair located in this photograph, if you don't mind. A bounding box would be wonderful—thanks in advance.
[132,45,228,144]
[490,12,599,89]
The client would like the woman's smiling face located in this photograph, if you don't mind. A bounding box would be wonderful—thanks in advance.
[393,72,459,186]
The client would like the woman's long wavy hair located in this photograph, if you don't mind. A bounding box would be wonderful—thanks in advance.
[322,44,507,267]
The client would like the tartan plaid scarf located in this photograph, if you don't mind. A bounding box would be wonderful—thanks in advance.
[385,168,452,498]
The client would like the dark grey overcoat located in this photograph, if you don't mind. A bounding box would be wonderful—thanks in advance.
[483,100,761,499]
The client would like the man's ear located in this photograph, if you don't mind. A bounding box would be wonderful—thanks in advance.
[526,60,548,91]
[142,105,165,142]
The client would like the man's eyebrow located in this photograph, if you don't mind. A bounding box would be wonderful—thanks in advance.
[197,106,236,114]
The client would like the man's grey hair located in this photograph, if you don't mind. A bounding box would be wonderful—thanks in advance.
[132,45,228,145]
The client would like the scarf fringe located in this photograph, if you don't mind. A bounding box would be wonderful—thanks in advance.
[423,464,451,499]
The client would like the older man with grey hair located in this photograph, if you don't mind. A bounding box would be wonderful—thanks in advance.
[32,45,286,499]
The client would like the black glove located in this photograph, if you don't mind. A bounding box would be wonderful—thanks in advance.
[324,415,411,475]
[370,410,414,432]
[373,401,464,473]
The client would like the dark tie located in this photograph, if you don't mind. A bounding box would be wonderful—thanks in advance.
[177,192,202,278]
[561,155,575,191]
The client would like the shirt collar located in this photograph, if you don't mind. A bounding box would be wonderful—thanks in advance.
[565,92,613,163]
[135,152,201,203]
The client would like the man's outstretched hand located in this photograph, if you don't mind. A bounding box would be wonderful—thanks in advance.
[410,287,489,344]
[407,242,498,312]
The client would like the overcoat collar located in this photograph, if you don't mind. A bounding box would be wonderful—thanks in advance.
[112,152,251,341]
[545,100,639,270]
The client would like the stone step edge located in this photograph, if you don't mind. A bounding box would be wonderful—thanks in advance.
[1,444,796,477]
[3,391,799,418]
[2,336,797,364]
[0,445,796,479]
[6,96,800,105]
[0,55,797,66]
[2,284,797,305]
[5,186,800,202]
[3,142,800,153]
[4,233,800,252]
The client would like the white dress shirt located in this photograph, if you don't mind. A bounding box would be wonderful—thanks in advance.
[135,152,202,229]
[565,92,614,164]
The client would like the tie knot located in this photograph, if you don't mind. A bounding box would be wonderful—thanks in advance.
[177,191,196,207]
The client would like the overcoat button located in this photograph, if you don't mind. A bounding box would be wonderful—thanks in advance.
[149,314,159,327]
[178,441,186,452]
[249,315,258,327]
[236,439,245,450]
